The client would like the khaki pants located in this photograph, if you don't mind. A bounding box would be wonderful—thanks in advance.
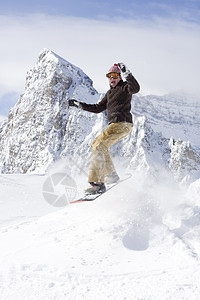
[88,122,132,183]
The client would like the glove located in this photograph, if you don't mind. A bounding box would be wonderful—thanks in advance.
[117,63,131,78]
[68,99,81,108]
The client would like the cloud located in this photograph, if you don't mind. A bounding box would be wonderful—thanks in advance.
[0,13,200,103]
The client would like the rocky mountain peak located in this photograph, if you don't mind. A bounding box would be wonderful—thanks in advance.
[0,49,99,173]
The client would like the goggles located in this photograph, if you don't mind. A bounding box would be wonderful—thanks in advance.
[106,72,120,79]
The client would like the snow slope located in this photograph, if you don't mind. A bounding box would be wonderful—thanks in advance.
[1,171,200,299]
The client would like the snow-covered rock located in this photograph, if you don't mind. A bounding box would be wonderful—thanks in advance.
[132,92,200,150]
[168,138,200,182]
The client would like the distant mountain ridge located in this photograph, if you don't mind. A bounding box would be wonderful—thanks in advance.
[132,92,200,150]
[0,49,199,184]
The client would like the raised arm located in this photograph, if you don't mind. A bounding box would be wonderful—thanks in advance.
[118,62,140,94]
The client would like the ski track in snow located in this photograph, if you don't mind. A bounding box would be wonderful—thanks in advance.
[0,173,200,299]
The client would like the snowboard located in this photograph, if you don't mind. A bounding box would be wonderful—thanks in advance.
[70,173,132,204]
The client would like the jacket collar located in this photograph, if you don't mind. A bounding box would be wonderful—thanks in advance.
[110,79,123,89]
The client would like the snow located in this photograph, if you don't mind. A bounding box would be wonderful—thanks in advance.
[1,169,200,299]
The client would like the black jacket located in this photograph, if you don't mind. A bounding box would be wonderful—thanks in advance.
[80,74,140,124]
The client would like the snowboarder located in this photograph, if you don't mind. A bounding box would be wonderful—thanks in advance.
[69,63,140,194]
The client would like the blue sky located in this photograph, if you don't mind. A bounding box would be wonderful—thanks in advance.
[1,0,200,22]
[0,1,200,119]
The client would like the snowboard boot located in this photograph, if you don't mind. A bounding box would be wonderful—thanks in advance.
[105,172,120,184]
[85,182,106,195]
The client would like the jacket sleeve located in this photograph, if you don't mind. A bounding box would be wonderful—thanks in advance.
[80,94,107,113]
[124,74,140,94]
